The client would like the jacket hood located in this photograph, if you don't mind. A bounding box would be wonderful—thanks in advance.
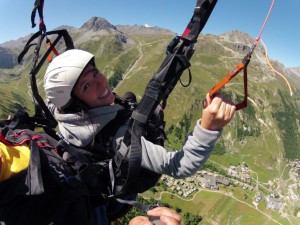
[53,104,122,147]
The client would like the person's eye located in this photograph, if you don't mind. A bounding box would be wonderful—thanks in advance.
[83,83,89,91]
[93,69,99,77]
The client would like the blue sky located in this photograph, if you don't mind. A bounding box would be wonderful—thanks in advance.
[0,0,299,67]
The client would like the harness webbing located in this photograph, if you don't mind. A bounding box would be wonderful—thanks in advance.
[182,0,218,42]
[18,29,74,134]
[114,198,154,212]
[31,0,45,31]
[46,38,59,62]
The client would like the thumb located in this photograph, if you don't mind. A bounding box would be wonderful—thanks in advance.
[203,93,212,108]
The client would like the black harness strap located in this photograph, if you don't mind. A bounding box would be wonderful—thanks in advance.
[18,29,74,74]
[31,0,45,30]
[182,0,218,42]
[99,109,132,151]
[26,140,45,195]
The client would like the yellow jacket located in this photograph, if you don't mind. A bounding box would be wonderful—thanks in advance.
[0,142,30,182]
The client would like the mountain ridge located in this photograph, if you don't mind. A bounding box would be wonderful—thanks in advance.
[0,16,298,73]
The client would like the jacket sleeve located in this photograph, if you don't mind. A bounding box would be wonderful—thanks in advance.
[140,120,222,178]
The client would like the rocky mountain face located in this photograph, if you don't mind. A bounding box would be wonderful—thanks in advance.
[0,34,34,69]
[285,67,300,88]
[220,30,254,45]
[0,47,17,69]
[81,17,117,31]
[286,67,300,79]
[287,67,300,78]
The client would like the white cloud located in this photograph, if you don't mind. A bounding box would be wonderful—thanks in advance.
[144,24,154,28]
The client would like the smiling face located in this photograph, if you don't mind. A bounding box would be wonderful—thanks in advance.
[73,64,115,108]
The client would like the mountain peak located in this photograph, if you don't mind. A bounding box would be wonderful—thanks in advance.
[220,30,254,44]
[81,17,117,31]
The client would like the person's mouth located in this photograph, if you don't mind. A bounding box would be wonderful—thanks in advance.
[99,88,109,99]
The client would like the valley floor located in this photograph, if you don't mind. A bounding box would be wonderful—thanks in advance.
[142,160,300,225]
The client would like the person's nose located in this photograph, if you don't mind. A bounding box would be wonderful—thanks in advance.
[95,74,102,84]
[95,75,104,89]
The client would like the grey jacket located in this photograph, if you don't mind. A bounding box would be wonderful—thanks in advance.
[50,103,222,179]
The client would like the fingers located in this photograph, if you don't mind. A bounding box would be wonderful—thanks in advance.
[209,93,224,114]
[147,207,181,224]
[219,98,235,121]
[224,99,236,121]
[160,215,182,225]
[201,93,236,131]
[203,92,221,109]
[129,216,152,225]
[130,207,182,225]
[203,93,211,108]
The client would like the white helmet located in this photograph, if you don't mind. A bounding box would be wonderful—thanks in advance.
[44,49,94,109]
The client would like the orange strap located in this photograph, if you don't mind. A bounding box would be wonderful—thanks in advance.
[209,62,248,110]
[46,39,59,62]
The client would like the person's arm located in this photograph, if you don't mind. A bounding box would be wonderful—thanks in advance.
[129,207,181,225]
[140,93,236,178]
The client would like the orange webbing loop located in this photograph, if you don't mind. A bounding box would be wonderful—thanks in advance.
[46,39,59,62]
[209,62,245,96]
[209,62,248,110]
[208,0,274,110]
[235,66,248,110]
